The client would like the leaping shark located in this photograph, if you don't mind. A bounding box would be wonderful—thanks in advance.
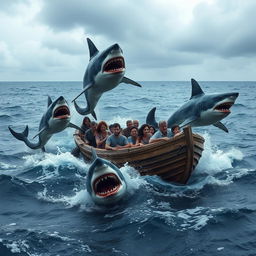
[86,148,127,205]
[72,38,142,120]
[146,79,239,133]
[8,96,82,151]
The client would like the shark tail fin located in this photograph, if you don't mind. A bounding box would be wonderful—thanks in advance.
[91,147,98,161]
[146,107,159,128]
[8,125,29,141]
[87,38,99,59]
[73,100,90,116]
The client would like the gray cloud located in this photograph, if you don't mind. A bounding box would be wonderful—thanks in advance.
[174,0,256,59]
[1,0,256,81]
[37,0,256,71]
[0,0,30,13]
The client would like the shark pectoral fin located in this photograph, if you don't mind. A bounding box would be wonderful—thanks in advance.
[121,77,142,87]
[72,83,94,102]
[32,127,46,139]
[180,116,198,128]
[213,121,229,133]
[91,110,97,120]
[68,122,84,132]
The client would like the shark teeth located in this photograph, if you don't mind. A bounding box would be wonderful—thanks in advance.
[214,102,234,113]
[54,106,70,119]
[93,173,121,197]
[103,57,125,73]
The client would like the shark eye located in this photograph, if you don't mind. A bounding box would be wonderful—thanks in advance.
[54,106,70,118]
[93,173,121,197]
[103,57,125,73]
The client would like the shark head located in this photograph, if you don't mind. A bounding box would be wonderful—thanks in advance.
[201,92,239,119]
[189,79,239,126]
[47,96,71,133]
[86,152,127,205]
[199,92,239,123]
[85,38,125,87]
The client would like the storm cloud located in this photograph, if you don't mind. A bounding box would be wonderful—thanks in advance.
[1,0,256,80]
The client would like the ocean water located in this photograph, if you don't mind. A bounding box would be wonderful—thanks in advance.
[0,81,255,256]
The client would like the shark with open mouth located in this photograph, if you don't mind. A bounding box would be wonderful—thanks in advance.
[8,96,82,151]
[72,38,142,120]
[146,78,239,133]
[86,148,127,205]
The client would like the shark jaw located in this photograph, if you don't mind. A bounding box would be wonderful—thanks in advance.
[214,101,234,114]
[103,57,125,74]
[53,105,70,119]
[93,173,122,197]
[89,164,127,205]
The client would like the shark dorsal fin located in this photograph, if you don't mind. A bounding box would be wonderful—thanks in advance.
[87,38,99,60]
[47,96,52,107]
[190,78,205,99]
[91,147,98,161]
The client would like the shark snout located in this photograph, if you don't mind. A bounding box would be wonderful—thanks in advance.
[111,43,122,52]
[226,92,239,102]
[231,92,239,99]
[56,96,68,105]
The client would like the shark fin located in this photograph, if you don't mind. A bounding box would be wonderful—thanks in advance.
[190,78,205,99]
[180,116,198,128]
[72,83,94,102]
[121,77,142,87]
[32,127,47,139]
[91,110,97,120]
[213,121,229,133]
[68,122,84,132]
[42,146,46,152]
[146,107,159,128]
[47,96,52,107]
[87,38,99,60]
[91,147,98,161]
[8,125,29,141]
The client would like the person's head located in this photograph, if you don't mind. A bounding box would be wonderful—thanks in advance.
[130,126,138,137]
[109,124,114,133]
[96,121,108,133]
[82,116,91,126]
[149,125,156,135]
[138,124,150,137]
[133,120,139,128]
[90,121,97,131]
[158,120,168,134]
[171,124,180,134]
[126,120,133,129]
[112,123,121,136]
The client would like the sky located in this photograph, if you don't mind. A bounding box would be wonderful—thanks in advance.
[1,0,256,81]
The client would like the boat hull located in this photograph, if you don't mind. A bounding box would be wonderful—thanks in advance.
[74,126,204,184]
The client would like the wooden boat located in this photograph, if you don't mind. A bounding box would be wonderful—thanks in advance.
[73,126,204,184]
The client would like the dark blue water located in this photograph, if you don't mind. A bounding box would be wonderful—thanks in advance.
[0,81,255,256]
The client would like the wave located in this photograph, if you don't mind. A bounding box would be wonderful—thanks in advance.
[0,114,12,121]
[102,106,129,111]
[0,226,92,255]
[36,164,147,211]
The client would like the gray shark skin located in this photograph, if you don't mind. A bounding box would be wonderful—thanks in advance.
[146,79,239,133]
[72,38,142,120]
[8,96,81,151]
[86,148,127,205]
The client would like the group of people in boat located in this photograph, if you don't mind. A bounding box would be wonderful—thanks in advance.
[72,117,182,156]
